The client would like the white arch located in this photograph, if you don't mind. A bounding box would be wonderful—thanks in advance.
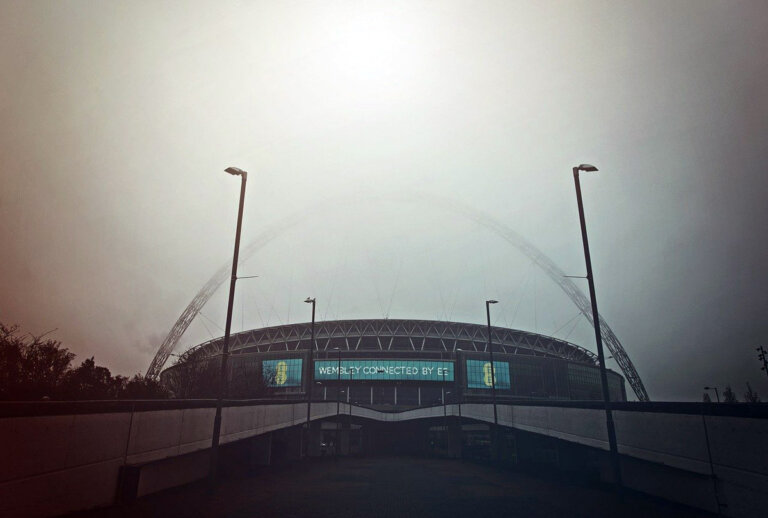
[146,195,648,401]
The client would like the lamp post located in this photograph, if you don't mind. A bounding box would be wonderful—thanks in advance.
[486,300,500,462]
[334,347,342,458]
[348,362,353,419]
[572,163,622,489]
[455,348,463,418]
[209,166,247,486]
[704,386,720,403]
[304,297,316,458]
[442,367,448,446]
[485,300,499,426]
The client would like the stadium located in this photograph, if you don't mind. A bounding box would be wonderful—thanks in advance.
[160,318,626,406]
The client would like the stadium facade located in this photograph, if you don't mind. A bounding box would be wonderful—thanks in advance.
[161,319,626,405]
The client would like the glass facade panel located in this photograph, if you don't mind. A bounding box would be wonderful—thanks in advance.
[372,386,395,405]
[310,382,325,401]
[608,372,624,401]
[349,385,370,404]
[421,386,443,405]
[510,361,544,396]
[263,358,303,387]
[567,363,602,400]
[229,355,260,397]
[397,386,419,406]
[466,359,511,389]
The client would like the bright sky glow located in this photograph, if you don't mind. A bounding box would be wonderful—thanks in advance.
[2,0,767,401]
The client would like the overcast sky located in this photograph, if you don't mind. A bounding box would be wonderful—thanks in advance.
[2,0,767,401]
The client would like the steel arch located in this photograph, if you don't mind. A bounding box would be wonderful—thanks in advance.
[146,195,649,401]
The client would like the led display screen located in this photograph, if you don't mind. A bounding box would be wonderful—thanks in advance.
[314,360,454,382]
[263,358,303,387]
[466,359,511,389]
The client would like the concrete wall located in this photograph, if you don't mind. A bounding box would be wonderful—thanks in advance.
[0,401,338,518]
[1,400,765,517]
[454,403,768,517]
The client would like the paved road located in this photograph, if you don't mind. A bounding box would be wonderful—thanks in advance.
[79,457,710,518]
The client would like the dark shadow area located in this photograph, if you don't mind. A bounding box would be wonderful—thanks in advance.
[74,455,712,518]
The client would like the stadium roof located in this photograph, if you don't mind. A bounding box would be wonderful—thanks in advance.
[171,319,599,367]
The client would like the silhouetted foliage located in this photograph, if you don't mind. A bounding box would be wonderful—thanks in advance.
[722,385,738,403]
[163,355,275,399]
[120,374,169,399]
[60,357,118,399]
[702,392,712,403]
[229,361,272,399]
[0,322,168,400]
[0,323,75,400]
[163,358,221,398]
[743,383,761,403]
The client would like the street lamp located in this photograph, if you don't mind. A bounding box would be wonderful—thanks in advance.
[442,367,448,440]
[455,348,464,418]
[334,347,342,458]
[704,386,720,403]
[485,300,499,427]
[348,361,354,419]
[572,163,622,489]
[304,297,316,458]
[209,166,248,485]
[485,300,500,462]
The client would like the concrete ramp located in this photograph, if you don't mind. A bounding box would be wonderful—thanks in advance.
[0,400,765,517]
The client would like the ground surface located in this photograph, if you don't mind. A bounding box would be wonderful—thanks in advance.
[78,457,711,518]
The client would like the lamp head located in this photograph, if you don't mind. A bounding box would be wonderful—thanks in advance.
[305,297,315,304]
[224,167,247,177]
[575,164,598,172]
[486,300,498,305]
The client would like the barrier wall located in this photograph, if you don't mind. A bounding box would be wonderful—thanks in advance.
[0,400,766,517]
[0,401,336,518]
[457,402,768,517]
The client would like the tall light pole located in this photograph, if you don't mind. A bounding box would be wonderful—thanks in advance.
[455,348,464,418]
[704,386,720,403]
[348,367,353,422]
[572,163,622,489]
[334,347,342,458]
[304,297,316,458]
[486,300,499,462]
[209,166,247,486]
[442,367,448,445]
[485,300,499,427]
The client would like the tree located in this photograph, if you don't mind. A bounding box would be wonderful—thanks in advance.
[0,323,75,400]
[163,354,276,399]
[0,323,25,399]
[722,385,738,403]
[119,374,169,399]
[744,383,761,403]
[702,392,712,403]
[60,357,118,400]
[1,321,174,401]
[163,358,221,398]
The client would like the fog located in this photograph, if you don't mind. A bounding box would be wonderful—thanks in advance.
[2,0,767,400]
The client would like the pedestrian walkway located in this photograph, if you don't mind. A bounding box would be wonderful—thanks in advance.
[77,457,711,518]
